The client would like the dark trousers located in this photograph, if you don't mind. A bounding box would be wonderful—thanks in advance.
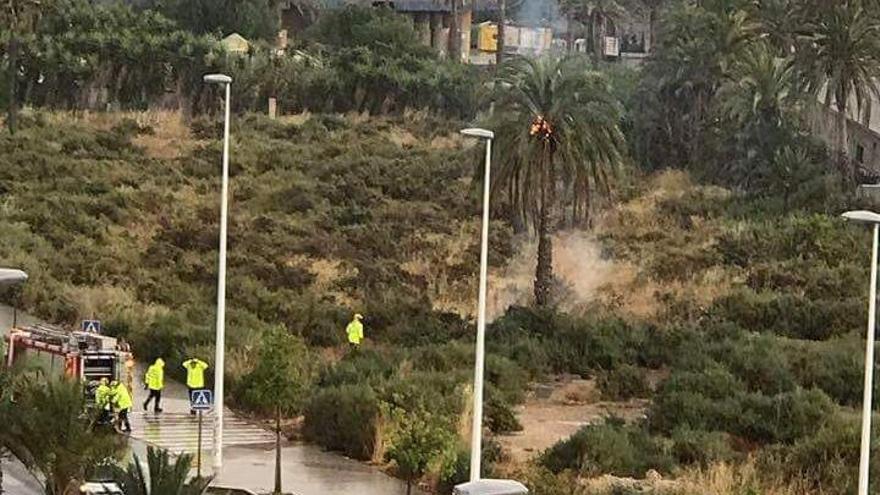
[118,409,131,432]
[143,389,162,412]
[97,407,112,425]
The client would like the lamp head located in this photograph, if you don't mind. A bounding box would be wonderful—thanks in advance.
[460,128,494,140]
[842,210,880,224]
[203,74,232,85]
[0,268,28,286]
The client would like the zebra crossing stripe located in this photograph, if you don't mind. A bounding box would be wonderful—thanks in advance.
[128,412,275,454]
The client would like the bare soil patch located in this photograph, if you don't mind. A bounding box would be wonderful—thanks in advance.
[497,377,650,463]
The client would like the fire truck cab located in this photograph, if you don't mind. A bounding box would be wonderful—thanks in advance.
[3,323,129,402]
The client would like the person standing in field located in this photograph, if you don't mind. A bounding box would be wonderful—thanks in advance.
[346,313,364,350]
[182,357,209,415]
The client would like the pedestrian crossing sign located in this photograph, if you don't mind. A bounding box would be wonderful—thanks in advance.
[81,319,101,333]
[190,389,213,411]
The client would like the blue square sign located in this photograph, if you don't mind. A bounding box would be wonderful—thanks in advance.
[190,389,213,411]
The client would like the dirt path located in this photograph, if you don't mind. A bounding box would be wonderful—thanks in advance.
[497,377,650,462]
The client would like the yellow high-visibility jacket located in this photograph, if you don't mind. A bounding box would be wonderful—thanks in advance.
[346,319,364,345]
[95,384,112,408]
[183,358,209,389]
[113,383,133,411]
[145,358,165,391]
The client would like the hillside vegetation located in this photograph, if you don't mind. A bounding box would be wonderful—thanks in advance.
[3,0,880,493]
[0,109,504,348]
[0,110,877,494]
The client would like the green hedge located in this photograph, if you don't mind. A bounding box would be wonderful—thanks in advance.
[303,384,380,460]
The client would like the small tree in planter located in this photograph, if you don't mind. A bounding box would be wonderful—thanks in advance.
[386,407,458,495]
[237,326,312,495]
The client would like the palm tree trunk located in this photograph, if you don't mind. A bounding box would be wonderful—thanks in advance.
[837,101,848,156]
[510,168,525,233]
[534,150,554,307]
[274,406,282,494]
[6,35,19,135]
[496,0,506,65]
[0,450,5,495]
[406,480,413,495]
[535,198,553,307]
[592,11,603,62]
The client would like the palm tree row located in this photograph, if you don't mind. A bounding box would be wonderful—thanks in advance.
[637,0,880,179]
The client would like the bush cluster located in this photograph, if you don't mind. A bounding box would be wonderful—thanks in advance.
[303,384,380,460]
[540,419,674,478]
[597,365,650,401]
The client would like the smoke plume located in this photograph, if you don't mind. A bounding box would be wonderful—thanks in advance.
[487,230,615,320]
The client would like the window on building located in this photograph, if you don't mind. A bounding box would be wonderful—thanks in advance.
[856,144,866,164]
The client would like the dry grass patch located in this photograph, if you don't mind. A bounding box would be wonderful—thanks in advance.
[39,110,196,159]
[593,170,739,319]
[131,111,194,159]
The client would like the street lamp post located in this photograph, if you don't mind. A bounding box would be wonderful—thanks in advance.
[204,73,232,472]
[460,127,494,482]
[842,210,880,495]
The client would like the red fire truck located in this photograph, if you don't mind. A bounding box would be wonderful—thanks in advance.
[3,323,129,401]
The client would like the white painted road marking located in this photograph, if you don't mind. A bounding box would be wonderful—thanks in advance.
[128,412,275,454]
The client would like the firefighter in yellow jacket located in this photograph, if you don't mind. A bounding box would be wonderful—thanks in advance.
[346,313,364,349]
[111,380,132,433]
[94,378,112,424]
[182,357,209,415]
[142,358,165,413]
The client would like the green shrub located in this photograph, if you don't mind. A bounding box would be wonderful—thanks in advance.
[650,364,833,445]
[410,342,471,374]
[783,336,863,406]
[738,388,834,444]
[670,428,735,467]
[746,260,864,300]
[318,349,399,388]
[541,419,675,477]
[709,332,796,395]
[761,414,880,494]
[437,440,505,494]
[382,371,468,419]
[597,365,651,400]
[486,354,529,404]
[128,313,206,365]
[303,384,380,460]
[717,214,865,268]
[648,366,747,435]
[486,395,523,434]
[710,288,862,340]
